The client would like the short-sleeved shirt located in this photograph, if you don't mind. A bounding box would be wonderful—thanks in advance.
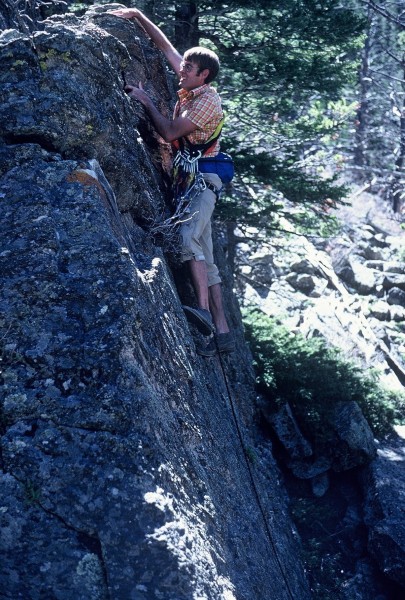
[174,84,223,157]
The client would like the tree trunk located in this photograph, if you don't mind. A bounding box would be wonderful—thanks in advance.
[174,1,199,53]
[389,59,405,213]
[353,6,373,173]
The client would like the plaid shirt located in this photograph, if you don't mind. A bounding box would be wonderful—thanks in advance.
[174,84,223,157]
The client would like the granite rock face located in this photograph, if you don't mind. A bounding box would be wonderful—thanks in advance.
[0,6,310,600]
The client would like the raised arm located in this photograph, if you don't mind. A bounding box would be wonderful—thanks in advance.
[108,8,182,75]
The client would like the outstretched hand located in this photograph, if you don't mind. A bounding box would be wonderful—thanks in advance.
[107,8,141,20]
[124,82,150,107]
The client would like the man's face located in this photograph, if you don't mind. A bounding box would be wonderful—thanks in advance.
[179,59,209,91]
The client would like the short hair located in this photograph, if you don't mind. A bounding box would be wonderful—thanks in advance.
[183,46,220,84]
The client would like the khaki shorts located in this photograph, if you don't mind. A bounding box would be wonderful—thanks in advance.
[179,173,222,287]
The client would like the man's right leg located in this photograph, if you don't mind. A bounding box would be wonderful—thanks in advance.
[188,258,209,311]
[179,183,216,335]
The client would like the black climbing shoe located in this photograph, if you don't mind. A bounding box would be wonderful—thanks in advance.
[197,332,235,357]
[182,305,215,336]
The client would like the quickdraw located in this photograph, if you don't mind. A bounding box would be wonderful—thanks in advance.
[173,148,202,174]
[172,149,206,206]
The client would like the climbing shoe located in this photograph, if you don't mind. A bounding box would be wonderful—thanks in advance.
[182,305,215,336]
[197,332,235,357]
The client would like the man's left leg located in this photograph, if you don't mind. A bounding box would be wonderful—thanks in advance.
[197,280,235,356]
[181,257,215,335]
[186,258,231,334]
[188,258,209,311]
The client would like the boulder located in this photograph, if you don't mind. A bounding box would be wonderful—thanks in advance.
[289,257,318,275]
[384,262,405,274]
[364,259,405,275]
[370,233,390,248]
[336,256,377,295]
[364,260,385,271]
[310,472,330,497]
[289,456,332,479]
[391,306,405,322]
[285,272,317,294]
[263,402,313,460]
[340,558,395,600]
[387,287,405,307]
[368,300,391,321]
[358,245,385,261]
[383,274,405,292]
[329,402,377,471]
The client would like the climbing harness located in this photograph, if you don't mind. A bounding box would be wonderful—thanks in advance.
[172,117,225,205]
[216,349,297,600]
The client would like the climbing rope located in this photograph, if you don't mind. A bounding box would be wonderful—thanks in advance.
[216,348,298,600]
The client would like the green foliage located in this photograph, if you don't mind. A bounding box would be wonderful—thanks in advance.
[242,307,404,438]
[289,481,372,600]
[200,1,365,215]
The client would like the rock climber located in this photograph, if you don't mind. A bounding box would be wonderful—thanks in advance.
[109,7,235,356]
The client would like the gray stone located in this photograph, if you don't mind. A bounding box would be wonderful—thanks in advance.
[338,258,377,295]
[391,306,405,321]
[285,272,317,294]
[329,402,377,471]
[384,262,405,274]
[290,456,331,479]
[359,245,385,261]
[383,274,405,292]
[364,260,385,271]
[364,260,405,274]
[289,258,318,275]
[370,233,390,248]
[340,559,392,600]
[368,300,391,321]
[264,402,313,459]
[387,287,405,307]
[310,472,330,497]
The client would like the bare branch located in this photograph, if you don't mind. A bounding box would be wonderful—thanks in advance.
[359,0,405,28]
